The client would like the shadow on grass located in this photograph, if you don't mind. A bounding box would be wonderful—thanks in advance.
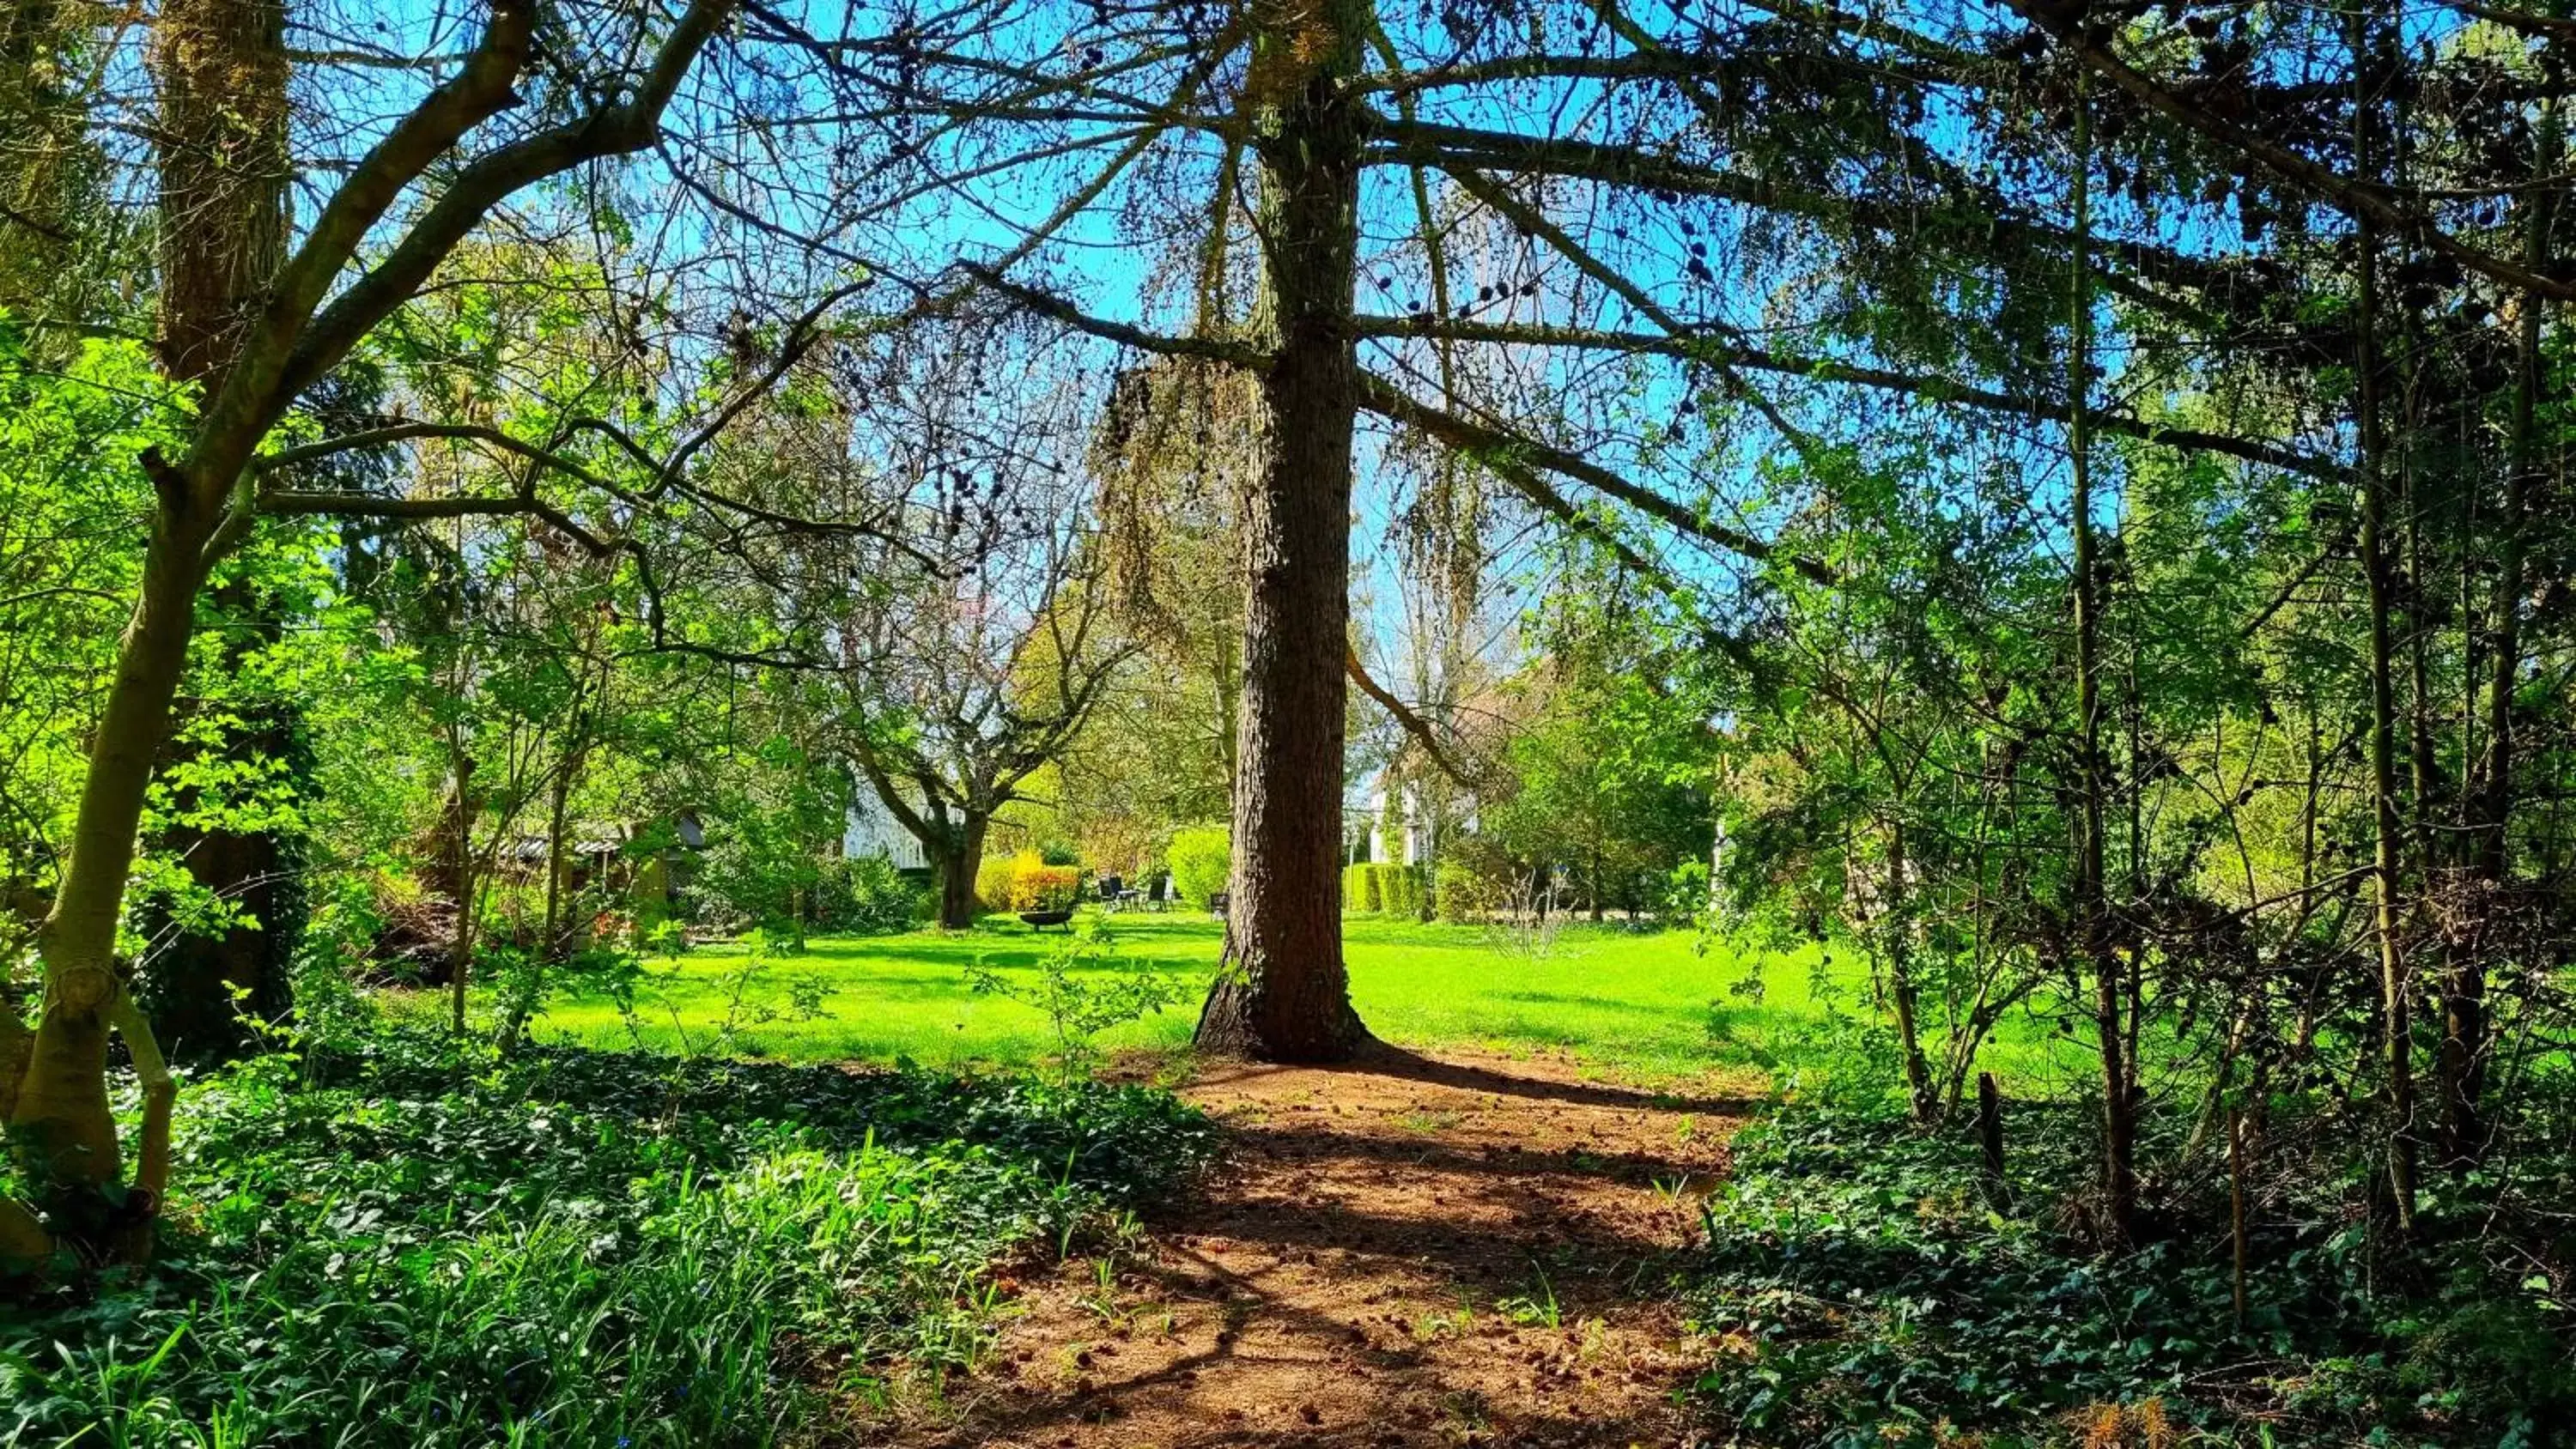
[1487,989,1710,1016]
[775,933,1218,973]
[1193,1043,1757,1118]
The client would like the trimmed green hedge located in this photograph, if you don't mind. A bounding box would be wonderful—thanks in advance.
[1342,862,1422,916]
[1377,864,1425,918]
[1340,860,1381,912]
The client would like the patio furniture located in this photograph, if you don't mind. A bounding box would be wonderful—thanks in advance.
[1206,889,1229,920]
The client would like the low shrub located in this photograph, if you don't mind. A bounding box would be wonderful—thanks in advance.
[690,815,837,946]
[1434,858,1492,922]
[1,1029,1215,1446]
[966,921,1189,1085]
[812,853,924,934]
[1432,833,1525,924]
[978,849,1081,912]
[1006,860,1082,912]
[1166,826,1230,906]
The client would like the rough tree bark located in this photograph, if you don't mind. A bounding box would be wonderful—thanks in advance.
[142,0,296,1065]
[1193,0,1371,1062]
[933,814,990,930]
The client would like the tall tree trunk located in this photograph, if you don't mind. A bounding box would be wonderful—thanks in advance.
[2445,106,2556,1170]
[2359,235,2418,1236]
[2352,10,2418,1236]
[0,0,88,319]
[442,742,482,1034]
[141,0,294,1064]
[9,0,281,1246]
[2068,87,2134,1246]
[933,814,989,930]
[1194,0,1370,1062]
[542,769,574,963]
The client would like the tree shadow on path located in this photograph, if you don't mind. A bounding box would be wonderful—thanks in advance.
[868,1045,1745,1449]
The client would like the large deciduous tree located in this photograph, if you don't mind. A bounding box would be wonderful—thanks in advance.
[822,330,1133,929]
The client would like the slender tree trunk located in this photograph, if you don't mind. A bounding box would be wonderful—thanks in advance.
[501,749,580,1051]
[15,512,216,1203]
[1194,0,1370,1062]
[1213,642,1241,785]
[28,0,287,1181]
[443,741,479,1040]
[2352,10,2418,1235]
[2068,87,2134,1246]
[540,767,574,964]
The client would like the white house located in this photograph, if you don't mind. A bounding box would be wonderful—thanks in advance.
[1354,771,1479,866]
[842,786,929,870]
[1365,778,1424,865]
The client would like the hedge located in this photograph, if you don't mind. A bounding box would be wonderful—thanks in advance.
[1375,863,1425,919]
[1342,862,1422,916]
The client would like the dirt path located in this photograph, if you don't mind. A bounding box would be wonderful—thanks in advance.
[880,1046,1753,1448]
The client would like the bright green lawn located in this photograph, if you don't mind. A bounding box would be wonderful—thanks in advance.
[511,910,2107,1090]
[519,912,1850,1080]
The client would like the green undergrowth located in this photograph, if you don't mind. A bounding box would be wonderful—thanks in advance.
[2,1030,1214,1446]
[1686,1094,2576,1447]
